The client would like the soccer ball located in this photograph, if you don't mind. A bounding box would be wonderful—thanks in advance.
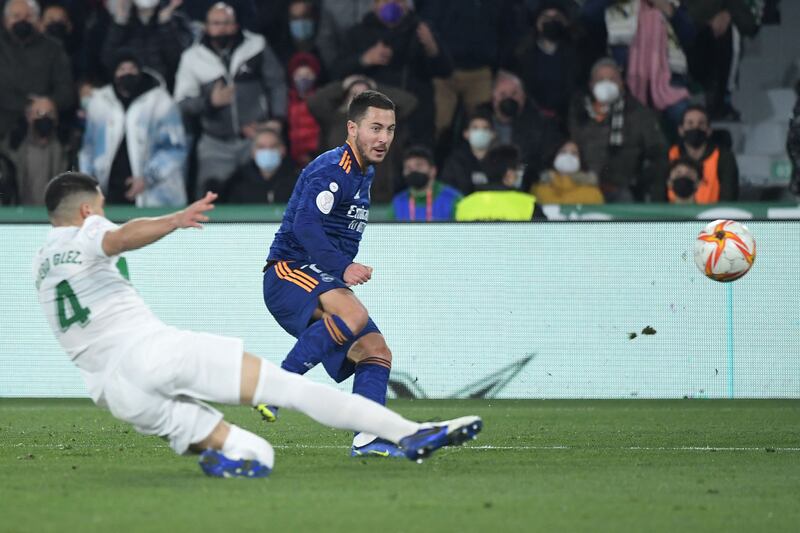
[694,219,756,282]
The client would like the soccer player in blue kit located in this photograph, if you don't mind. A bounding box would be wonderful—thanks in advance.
[259,90,406,457]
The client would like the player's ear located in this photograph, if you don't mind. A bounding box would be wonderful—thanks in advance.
[347,119,358,137]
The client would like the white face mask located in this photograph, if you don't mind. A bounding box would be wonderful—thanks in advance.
[133,0,160,9]
[468,128,493,151]
[554,152,580,174]
[592,80,620,105]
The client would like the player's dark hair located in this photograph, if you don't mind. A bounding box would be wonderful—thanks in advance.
[402,145,435,166]
[45,172,100,214]
[347,90,395,123]
[680,104,709,125]
[483,144,520,184]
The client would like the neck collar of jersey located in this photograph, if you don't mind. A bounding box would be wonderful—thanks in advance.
[345,141,366,174]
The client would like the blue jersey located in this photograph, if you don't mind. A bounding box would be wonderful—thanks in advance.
[268,142,374,280]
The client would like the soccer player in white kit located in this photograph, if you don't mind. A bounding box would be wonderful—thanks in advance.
[34,172,482,478]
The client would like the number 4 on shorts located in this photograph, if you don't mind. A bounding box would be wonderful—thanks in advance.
[56,280,91,332]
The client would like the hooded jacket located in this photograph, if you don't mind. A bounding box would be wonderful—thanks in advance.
[79,70,187,207]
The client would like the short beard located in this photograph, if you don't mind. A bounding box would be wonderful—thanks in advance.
[355,135,382,166]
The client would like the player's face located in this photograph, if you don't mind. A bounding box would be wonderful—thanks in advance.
[350,107,396,165]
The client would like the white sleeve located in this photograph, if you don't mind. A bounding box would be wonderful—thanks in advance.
[78,215,119,258]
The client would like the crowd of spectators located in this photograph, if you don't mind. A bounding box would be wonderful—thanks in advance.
[0,0,785,218]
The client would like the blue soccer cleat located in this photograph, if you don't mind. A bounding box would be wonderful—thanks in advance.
[199,449,271,478]
[254,404,279,423]
[399,416,483,463]
[350,437,406,458]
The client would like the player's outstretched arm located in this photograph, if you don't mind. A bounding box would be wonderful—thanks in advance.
[101,192,217,256]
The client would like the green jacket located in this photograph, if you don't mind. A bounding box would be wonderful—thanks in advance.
[455,190,537,221]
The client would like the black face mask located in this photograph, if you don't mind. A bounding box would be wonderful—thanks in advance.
[115,73,140,95]
[211,34,234,49]
[671,175,697,199]
[540,20,568,42]
[11,20,35,41]
[45,22,69,41]
[683,128,708,149]
[405,171,429,190]
[32,116,55,138]
[499,98,520,118]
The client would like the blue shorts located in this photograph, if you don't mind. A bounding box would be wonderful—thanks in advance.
[262,260,381,382]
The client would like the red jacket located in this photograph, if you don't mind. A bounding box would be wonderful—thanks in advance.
[288,88,321,166]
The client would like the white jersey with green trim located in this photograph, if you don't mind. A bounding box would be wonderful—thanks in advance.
[33,215,163,374]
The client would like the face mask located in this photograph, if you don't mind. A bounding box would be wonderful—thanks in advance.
[294,76,315,97]
[540,20,567,42]
[378,1,404,25]
[404,171,429,190]
[554,152,580,174]
[133,0,160,8]
[592,80,620,105]
[512,168,524,190]
[11,20,35,41]
[211,34,234,49]
[32,116,55,138]
[499,98,520,118]
[115,73,140,95]
[80,96,92,110]
[683,128,708,149]
[255,148,282,171]
[671,175,697,199]
[468,128,492,151]
[289,19,315,41]
[45,22,68,41]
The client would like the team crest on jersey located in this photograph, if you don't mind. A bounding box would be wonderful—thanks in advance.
[316,191,334,214]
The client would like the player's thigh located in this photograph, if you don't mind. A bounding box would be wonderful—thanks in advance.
[103,367,224,454]
[318,288,369,333]
[118,327,243,405]
[263,261,348,337]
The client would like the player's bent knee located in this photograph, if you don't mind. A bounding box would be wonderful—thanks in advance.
[349,333,391,367]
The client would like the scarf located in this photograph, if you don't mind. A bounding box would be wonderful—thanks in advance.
[626,0,690,111]
[585,95,626,148]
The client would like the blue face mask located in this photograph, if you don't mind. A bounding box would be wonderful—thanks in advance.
[255,148,281,171]
[378,1,404,25]
[289,18,315,41]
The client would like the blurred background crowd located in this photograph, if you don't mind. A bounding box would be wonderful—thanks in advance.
[0,0,796,220]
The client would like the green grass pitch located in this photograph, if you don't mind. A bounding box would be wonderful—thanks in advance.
[1,399,799,532]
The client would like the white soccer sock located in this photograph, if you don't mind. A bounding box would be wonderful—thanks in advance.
[253,359,419,443]
[222,424,275,468]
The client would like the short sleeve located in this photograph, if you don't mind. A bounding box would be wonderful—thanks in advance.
[78,215,119,258]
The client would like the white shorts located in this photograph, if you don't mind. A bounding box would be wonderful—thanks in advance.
[100,326,244,454]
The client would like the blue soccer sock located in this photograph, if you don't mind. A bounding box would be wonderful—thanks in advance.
[352,358,391,406]
[280,314,354,375]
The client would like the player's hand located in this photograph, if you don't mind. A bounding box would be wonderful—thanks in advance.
[210,80,235,108]
[124,176,146,201]
[416,22,439,57]
[175,192,217,229]
[343,263,373,286]
[361,42,392,67]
